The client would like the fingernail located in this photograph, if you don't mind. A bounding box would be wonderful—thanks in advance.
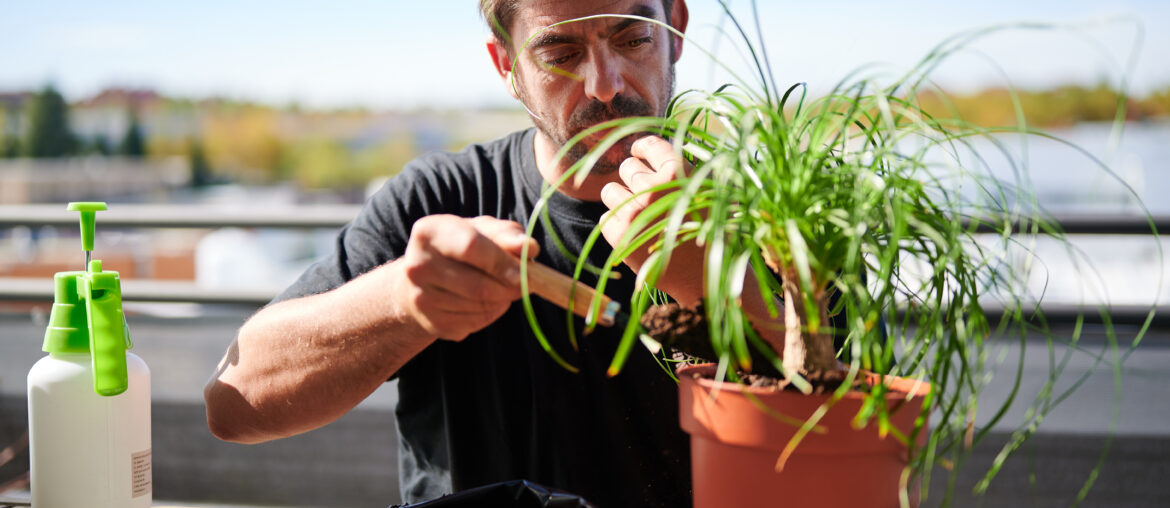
[631,137,646,152]
[506,267,521,284]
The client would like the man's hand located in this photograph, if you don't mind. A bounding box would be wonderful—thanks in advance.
[393,215,539,341]
[599,136,789,351]
[599,136,704,305]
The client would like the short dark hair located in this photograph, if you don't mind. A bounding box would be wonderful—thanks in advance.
[480,0,675,49]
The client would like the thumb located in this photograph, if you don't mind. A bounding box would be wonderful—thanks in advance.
[490,221,540,259]
[467,216,541,276]
[501,230,541,260]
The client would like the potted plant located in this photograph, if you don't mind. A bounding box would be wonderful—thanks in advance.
[516,3,1152,507]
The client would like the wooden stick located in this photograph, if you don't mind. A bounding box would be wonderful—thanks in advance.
[523,261,617,327]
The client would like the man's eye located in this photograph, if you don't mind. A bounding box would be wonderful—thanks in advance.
[626,37,653,49]
[545,53,575,66]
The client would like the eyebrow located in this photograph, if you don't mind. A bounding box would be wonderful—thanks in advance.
[528,4,660,51]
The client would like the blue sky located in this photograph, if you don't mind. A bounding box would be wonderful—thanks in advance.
[2,0,1167,109]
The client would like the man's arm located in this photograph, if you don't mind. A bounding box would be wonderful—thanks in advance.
[203,215,537,444]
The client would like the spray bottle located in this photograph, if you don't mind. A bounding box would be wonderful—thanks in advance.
[27,202,152,508]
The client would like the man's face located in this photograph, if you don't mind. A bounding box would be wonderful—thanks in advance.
[504,0,680,173]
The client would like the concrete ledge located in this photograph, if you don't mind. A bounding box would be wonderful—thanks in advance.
[3,396,1169,507]
[929,432,1170,507]
[0,397,401,507]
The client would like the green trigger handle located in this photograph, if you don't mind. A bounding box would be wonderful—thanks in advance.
[66,202,130,397]
[80,261,129,396]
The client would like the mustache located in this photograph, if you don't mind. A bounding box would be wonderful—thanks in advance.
[567,95,654,135]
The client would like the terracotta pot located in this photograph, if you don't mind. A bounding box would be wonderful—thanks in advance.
[678,364,930,508]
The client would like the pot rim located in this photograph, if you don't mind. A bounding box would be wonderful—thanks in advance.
[676,362,931,400]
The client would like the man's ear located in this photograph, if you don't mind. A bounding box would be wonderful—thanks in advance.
[669,0,690,63]
[486,36,519,100]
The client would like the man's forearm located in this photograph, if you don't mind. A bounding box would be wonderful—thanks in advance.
[203,260,434,444]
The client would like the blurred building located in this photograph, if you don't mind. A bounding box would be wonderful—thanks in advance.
[0,156,190,204]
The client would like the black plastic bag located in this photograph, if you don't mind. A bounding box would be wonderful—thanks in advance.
[391,479,595,508]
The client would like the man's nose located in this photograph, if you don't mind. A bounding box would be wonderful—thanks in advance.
[582,49,625,104]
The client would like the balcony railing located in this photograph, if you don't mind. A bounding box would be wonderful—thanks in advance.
[1,204,1166,325]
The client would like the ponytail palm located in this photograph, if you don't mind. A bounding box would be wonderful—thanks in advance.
[519,2,1152,502]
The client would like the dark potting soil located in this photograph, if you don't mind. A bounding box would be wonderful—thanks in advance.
[642,303,864,394]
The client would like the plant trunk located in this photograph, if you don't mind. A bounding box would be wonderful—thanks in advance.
[779,274,838,378]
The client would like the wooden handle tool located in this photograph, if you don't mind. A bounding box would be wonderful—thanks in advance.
[522,260,620,327]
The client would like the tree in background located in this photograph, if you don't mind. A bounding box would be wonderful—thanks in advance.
[82,136,112,156]
[914,82,1170,127]
[202,105,285,182]
[0,107,17,157]
[21,84,74,158]
[188,138,213,187]
[118,108,146,157]
[0,136,17,158]
[1147,85,1170,117]
[0,108,9,157]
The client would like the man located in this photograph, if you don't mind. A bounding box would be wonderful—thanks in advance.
[205,1,697,506]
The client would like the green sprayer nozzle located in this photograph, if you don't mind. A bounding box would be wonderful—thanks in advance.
[44,202,129,396]
[66,202,108,252]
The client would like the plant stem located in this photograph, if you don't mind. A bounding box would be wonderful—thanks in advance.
[780,275,837,376]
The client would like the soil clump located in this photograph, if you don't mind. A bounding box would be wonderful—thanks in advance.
[642,303,864,393]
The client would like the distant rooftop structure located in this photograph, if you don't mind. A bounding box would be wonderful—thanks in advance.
[0,157,190,204]
[76,88,164,110]
[0,92,30,110]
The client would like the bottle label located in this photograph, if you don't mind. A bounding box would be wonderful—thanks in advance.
[131,448,152,498]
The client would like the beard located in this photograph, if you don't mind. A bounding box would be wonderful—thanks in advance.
[523,67,675,174]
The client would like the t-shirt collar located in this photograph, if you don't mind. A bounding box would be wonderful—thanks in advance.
[517,128,612,224]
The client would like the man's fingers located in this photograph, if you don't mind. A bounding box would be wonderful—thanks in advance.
[414,215,535,288]
[623,136,689,209]
[400,246,520,341]
[598,136,692,280]
[414,254,520,305]
[630,135,684,179]
[468,216,540,259]
[401,215,544,342]
[600,182,639,225]
[618,156,651,187]
[465,216,541,287]
[434,227,514,285]
[618,157,664,208]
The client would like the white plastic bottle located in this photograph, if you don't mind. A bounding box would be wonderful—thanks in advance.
[28,352,152,508]
[27,202,152,508]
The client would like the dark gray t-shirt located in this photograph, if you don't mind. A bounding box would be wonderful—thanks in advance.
[275,128,691,507]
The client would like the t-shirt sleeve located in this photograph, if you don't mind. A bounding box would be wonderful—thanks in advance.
[271,155,470,304]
